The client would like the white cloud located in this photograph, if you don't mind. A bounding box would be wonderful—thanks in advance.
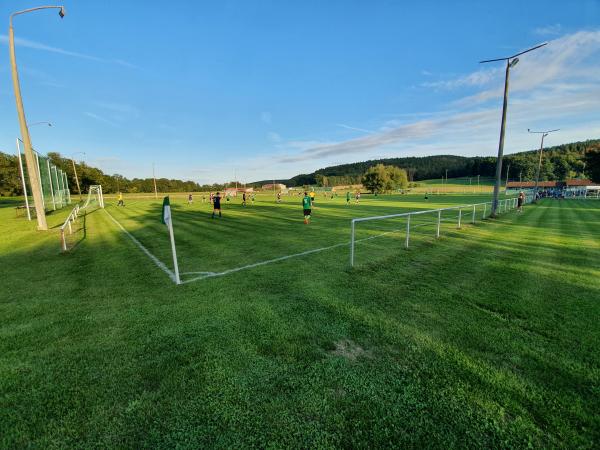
[421,67,503,90]
[534,24,563,36]
[84,112,118,127]
[0,35,137,68]
[336,123,373,134]
[278,30,600,164]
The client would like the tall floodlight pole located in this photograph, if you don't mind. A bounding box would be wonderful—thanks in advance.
[528,128,559,201]
[70,151,85,201]
[480,42,547,217]
[9,6,66,230]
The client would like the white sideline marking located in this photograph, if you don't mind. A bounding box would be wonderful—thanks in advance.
[180,229,409,284]
[180,242,349,284]
[104,209,178,283]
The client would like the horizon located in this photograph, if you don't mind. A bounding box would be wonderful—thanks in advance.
[1,1,599,184]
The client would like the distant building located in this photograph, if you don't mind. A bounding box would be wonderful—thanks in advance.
[262,183,287,191]
[224,187,253,196]
[506,181,558,189]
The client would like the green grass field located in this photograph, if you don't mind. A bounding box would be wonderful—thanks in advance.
[1,192,599,448]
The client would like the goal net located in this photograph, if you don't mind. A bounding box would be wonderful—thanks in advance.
[82,185,105,210]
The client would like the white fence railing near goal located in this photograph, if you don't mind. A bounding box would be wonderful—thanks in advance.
[59,185,104,252]
[349,194,533,267]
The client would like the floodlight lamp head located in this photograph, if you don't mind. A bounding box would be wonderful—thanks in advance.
[59,7,65,18]
[510,57,519,68]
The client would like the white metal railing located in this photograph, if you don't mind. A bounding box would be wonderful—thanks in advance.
[350,194,533,266]
[60,204,81,252]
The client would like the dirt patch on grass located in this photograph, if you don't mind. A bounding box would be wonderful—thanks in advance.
[329,339,372,361]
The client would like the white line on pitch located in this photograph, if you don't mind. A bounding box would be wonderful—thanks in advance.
[181,241,349,284]
[103,209,178,283]
[180,230,406,284]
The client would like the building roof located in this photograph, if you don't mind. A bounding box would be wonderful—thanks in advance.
[565,179,593,186]
[506,181,557,188]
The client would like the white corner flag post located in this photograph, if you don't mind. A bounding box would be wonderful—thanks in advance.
[162,196,181,284]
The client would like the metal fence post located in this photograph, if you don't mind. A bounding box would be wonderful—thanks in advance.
[483,203,487,219]
[405,214,411,248]
[350,220,355,267]
[472,204,476,224]
[457,208,462,229]
[436,210,441,238]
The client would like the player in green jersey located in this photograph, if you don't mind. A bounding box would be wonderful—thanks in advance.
[302,192,312,224]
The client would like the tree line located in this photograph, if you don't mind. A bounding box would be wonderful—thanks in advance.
[1,139,599,196]
[0,151,239,196]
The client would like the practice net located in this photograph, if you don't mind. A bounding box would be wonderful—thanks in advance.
[16,138,71,220]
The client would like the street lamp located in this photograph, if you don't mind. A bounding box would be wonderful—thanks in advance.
[9,5,66,230]
[70,151,85,201]
[480,42,547,217]
[528,128,559,201]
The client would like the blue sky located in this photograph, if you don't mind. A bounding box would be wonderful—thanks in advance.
[1,0,599,183]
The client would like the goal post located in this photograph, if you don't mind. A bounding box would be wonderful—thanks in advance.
[349,194,533,267]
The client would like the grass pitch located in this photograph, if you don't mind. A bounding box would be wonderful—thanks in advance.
[1,193,599,448]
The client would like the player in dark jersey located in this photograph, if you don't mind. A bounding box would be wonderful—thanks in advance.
[242,192,247,206]
[302,192,312,224]
[277,192,282,203]
[212,192,222,218]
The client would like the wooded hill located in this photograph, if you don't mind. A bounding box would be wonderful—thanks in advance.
[250,139,599,187]
[1,138,598,195]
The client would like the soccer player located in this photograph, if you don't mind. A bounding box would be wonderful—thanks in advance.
[242,192,247,206]
[310,190,316,205]
[277,192,282,203]
[212,192,222,218]
[355,191,360,204]
[517,191,525,213]
[188,193,193,205]
[302,191,312,224]
[346,191,351,205]
[117,192,125,207]
[251,193,255,205]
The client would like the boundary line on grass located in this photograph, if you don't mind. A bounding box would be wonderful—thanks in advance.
[105,206,505,285]
[179,228,415,284]
[103,209,178,283]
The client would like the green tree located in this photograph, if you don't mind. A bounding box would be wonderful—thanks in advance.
[585,147,600,183]
[362,164,388,193]
[385,166,409,191]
